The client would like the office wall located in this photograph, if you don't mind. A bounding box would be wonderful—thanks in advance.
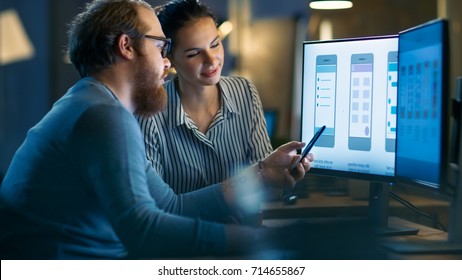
[447,0,462,93]
[1,0,52,175]
[307,0,437,39]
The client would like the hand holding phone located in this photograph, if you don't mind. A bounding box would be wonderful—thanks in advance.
[294,125,326,168]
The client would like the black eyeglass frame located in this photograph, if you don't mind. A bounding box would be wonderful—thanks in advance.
[144,35,171,58]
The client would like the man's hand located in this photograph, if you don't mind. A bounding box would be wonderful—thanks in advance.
[260,141,313,189]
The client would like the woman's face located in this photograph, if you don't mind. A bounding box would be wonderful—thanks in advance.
[170,17,224,87]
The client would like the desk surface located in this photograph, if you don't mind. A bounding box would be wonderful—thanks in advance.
[260,192,460,259]
[261,191,450,224]
[383,218,462,259]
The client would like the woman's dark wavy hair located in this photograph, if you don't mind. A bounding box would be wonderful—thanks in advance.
[155,0,217,52]
[67,0,152,78]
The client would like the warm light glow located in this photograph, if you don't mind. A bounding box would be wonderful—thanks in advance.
[0,9,35,65]
[319,20,333,40]
[309,0,353,10]
[218,21,233,38]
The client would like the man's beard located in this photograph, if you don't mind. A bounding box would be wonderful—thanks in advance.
[133,60,168,117]
[133,82,167,117]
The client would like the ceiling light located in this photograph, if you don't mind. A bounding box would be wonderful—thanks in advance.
[309,1,353,10]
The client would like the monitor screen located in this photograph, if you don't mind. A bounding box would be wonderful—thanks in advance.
[300,35,398,181]
[395,19,450,192]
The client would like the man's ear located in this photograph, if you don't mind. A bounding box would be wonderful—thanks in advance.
[116,34,136,60]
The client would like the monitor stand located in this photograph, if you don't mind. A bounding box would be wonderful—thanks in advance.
[382,186,462,254]
[368,182,419,236]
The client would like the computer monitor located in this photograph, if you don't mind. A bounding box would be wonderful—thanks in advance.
[386,18,462,253]
[300,35,419,235]
[395,18,452,194]
[301,35,398,182]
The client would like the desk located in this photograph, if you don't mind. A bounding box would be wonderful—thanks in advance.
[383,218,462,259]
[262,192,369,219]
[261,191,450,228]
[260,193,461,259]
[262,216,462,259]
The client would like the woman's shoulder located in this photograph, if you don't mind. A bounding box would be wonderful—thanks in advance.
[220,75,251,85]
[220,76,256,93]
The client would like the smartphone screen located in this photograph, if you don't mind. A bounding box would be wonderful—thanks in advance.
[348,53,373,151]
[314,55,337,147]
[385,51,398,152]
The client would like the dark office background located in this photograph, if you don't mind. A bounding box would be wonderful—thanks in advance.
[1,0,460,177]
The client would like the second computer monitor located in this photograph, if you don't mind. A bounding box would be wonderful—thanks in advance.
[300,35,398,181]
[395,19,451,193]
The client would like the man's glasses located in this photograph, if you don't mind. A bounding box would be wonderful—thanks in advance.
[144,35,171,58]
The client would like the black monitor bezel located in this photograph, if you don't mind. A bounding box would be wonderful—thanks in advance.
[300,34,399,183]
[394,19,453,196]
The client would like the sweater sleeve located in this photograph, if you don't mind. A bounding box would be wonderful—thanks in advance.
[69,104,227,258]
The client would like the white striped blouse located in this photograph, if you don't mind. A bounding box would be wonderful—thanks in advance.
[136,76,273,194]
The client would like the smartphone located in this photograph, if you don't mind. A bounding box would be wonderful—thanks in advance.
[385,51,398,152]
[314,55,337,147]
[295,125,326,167]
[348,53,374,151]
